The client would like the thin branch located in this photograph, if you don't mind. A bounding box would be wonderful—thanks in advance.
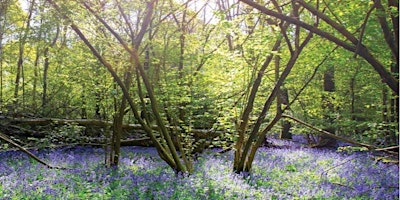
[282,114,398,155]
[354,4,375,58]
[0,132,66,169]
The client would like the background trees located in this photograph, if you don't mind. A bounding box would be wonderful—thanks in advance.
[0,0,397,174]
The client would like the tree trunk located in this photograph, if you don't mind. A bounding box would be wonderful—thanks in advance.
[0,1,6,110]
[110,106,124,166]
[389,61,399,144]
[279,87,291,139]
[42,46,49,112]
[32,45,40,110]
[275,53,291,139]
[234,0,315,173]
[51,0,189,173]
[14,0,35,113]
[80,84,87,119]
[217,0,235,51]
[317,66,337,147]
[382,86,390,145]
[42,25,59,115]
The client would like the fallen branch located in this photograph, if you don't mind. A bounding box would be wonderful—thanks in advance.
[282,114,398,155]
[375,146,399,152]
[89,137,153,147]
[0,131,67,169]
[120,137,152,146]
[8,117,223,137]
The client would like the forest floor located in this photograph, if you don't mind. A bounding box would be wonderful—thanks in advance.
[0,136,398,199]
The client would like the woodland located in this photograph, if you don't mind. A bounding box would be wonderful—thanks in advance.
[0,0,398,199]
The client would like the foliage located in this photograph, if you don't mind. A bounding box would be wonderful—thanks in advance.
[28,123,86,148]
[0,0,398,176]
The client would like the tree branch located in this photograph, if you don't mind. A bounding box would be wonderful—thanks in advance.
[0,131,66,169]
[373,0,398,62]
[238,0,398,94]
[282,114,398,155]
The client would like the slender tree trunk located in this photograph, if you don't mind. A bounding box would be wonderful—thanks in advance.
[234,0,316,173]
[105,0,153,167]
[81,84,87,119]
[94,83,102,120]
[170,2,189,124]
[42,46,49,112]
[32,46,40,110]
[382,85,390,145]
[14,0,35,113]
[279,87,291,139]
[389,61,399,144]
[217,0,234,51]
[275,52,291,139]
[234,38,283,172]
[41,25,59,115]
[110,98,125,166]
[0,4,4,110]
[318,66,337,147]
[349,70,357,121]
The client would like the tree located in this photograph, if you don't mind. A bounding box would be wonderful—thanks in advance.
[0,0,12,109]
[47,0,208,173]
[13,0,36,113]
[234,0,315,173]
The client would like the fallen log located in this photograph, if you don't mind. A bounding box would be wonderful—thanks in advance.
[2,117,226,151]
[0,124,45,138]
[8,117,223,137]
[120,137,153,146]
[282,114,398,155]
[89,137,153,147]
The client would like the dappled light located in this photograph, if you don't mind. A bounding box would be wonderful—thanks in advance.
[0,0,398,198]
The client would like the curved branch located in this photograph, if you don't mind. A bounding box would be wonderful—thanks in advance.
[238,0,398,94]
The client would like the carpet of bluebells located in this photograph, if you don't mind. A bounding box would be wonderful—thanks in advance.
[0,136,398,199]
